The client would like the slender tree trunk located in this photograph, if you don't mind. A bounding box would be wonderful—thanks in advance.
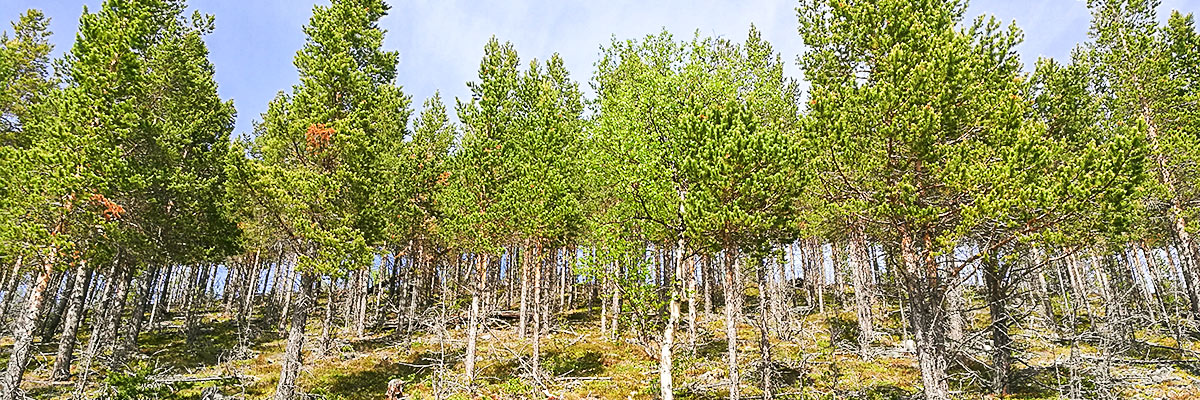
[0,251,54,400]
[355,269,368,337]
[184,265,202,347]
[599,262,608,334]
[40,266,76,341]
[520,245,529,339]
[105,267,133,369]
[149,263,172,329]
[704,255,713,318]
[610,262,621,339]
[241,252,261,333]
[319,279,334,357]
[465,253,487,384]
[1031,250,1058,333]
[849,232,874,356]
[532,246,543,385]
[659,227,685,400]
[0,255,24,330]
[275,271,315,400]
[756,255,773,400]
[724,245,741,400]
[51,264,92,381]
[75,258,119,394]
[1142,104,1200,318]
[688,252,698,354]
[115,272,152,367]
[406,265,418,332]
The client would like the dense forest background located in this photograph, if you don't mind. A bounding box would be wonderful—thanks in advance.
[1,0,1199,399]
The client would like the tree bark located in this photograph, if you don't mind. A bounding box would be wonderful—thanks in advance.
[756,255,773,400]
[51,264,92,381]
[319,279,334,357]
[533,246,544,385]
[982,254,1012,395]
[519,245,529,339]
[0,251,53,400]
[688,251,698,354]
[0,255,24,331]
[465,253,487,384]
[275,271,314,400]
[724,245,741,400]
[40,265,76,342]
[901,232,950,400]
[104,267,133,369]
[849,232,875,356]
[115,272,152,367]
[148,263,172,329]
[659,231,685,400]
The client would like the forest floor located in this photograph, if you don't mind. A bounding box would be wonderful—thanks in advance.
[14,302,1200,400]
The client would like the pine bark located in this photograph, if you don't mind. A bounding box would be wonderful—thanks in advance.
[532,246,543,384]
[0,251,54,400]
[982,255,1012,395]
[901,232,950,400]
[40,266,75,342]
[724,245,741,400]
[51,264,92,381]
[849,233,875,355]
[275,271,314,400]
[465,254,487,384]
[756,256,773,400]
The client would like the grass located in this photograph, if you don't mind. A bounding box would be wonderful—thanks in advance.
[9,293,1200,400]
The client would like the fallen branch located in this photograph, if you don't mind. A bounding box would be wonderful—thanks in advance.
[554,376,612,381]
[150,375,249,384]
[1079,355,1200,365]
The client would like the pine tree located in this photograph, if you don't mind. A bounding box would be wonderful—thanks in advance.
[797,1,1146,398]
[250,0,410,398]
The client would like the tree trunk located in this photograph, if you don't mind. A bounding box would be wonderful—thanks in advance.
[184,265,202,348]
[756,255,773,400]
[115,272,152,367]
[519,245,529,339]
[149,263,172,329]
[688,252,698,354]
[982,254,1012,395]
[465,253,487,384]
[40,265,76,342]
[319,279,334,357]
[610,262,621,339]
[660,231,685,400]
[533,246,543,385]
[849,232,875,356]
[0,251,53,400]
[1142,103,1200,318]
[275,271,314,400]
[51,264,92,381]
[901,232,950,400]
[355,269,368,337]
[406,264,419,332]
[724,245,741,400]
[0,255,24,331]
[240,253,261,333]
[33,270,65,338]
[704,255,713,318]
[280,262,296,331]
[104,267,133,369]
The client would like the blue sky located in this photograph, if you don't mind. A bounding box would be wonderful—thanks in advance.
[2,0,1197,136]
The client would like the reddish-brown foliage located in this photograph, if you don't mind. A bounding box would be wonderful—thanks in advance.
[306,123,335,154]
